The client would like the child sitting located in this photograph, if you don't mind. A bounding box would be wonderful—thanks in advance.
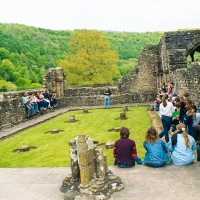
[113,127,142,168]
[143,127,170,168]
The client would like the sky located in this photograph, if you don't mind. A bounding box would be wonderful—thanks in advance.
[1,0,200,32]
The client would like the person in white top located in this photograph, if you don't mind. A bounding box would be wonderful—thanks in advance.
[159,94,175,142]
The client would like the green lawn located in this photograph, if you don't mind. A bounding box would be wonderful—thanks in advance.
[0,106,151,167]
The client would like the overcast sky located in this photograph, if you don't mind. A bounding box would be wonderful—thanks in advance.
[1,0,200,32]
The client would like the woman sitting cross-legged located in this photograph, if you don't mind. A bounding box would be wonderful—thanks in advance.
[113,127,142,168]
[143,127,171,168]
[167,123,196,166]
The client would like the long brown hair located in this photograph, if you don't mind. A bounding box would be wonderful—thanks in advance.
[184,97,191,111]
[177,123,190,149]
[145,127,159,144]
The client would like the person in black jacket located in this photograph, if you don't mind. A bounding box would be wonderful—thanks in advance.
[104,86,112,108]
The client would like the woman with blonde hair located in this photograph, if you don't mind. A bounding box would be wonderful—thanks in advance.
[144,127,170,167]
[167,123,196,165]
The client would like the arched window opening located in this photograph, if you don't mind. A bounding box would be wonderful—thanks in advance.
[187,44,200,66]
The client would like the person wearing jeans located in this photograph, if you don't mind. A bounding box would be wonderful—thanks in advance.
[104,86,111,108]
[159,94,175,143]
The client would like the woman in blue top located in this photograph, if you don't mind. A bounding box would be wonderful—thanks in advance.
[144,127,170,167]
[167,123,196,166]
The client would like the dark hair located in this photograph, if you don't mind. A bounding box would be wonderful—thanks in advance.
[192,105,197,112]
[175,102,180,108]
[120,127,130,138]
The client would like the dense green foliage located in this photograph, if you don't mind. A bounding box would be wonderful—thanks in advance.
[0,106,151,167]
[0,23,163,90]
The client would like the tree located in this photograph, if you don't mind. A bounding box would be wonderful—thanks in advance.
[0,59,16,82]
[58,30,119,86]
[0,48,10,61]
[0,80,17,92]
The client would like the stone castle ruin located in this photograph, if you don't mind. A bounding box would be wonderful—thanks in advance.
[60,135,123,200]
[0,30,199,129]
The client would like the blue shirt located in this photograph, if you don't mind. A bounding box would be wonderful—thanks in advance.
[167,133,196,166]
[143,139,170,164]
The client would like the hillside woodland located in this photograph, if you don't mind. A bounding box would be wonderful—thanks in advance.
[0,23,163,91]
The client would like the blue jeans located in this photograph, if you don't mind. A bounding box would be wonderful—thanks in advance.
[145,162,167,168]
[25,104,34,117]
[159,115,172,143]
[182,115,194,138]
[104,96,110,108]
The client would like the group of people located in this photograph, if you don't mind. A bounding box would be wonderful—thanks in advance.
[113,124,196,168]
[156,82,200,142]
[21,89,58,118]
[113,83,200,168]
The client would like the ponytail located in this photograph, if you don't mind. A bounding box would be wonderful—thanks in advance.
[182,128,190,149]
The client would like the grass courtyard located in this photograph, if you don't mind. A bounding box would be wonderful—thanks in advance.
[0,106,151,167]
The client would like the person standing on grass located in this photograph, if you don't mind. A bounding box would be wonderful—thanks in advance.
[113,127,142,168]
[104,86,112,108]
[144,127,170,168]
[159,94,175,143]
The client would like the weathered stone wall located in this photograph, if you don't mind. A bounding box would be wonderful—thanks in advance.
[0,89,43,130]
[118,44,159,93]
[171,62,200,107]
[158,30,200,108]
[44,67,67,97]
[0,30,200,130]
[61,135,123,200]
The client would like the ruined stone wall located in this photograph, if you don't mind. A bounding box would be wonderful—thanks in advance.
[44,67,67,97]
[118,44,159,93]
[158,30,200,107]
[0,90,40,130]
[1,30,200,130]
[171,62,200,108]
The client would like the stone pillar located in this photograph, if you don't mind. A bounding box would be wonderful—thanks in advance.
[77,135,95,185]
[69,139,80,179]
[95,148,107,179]
[43,67,67,97]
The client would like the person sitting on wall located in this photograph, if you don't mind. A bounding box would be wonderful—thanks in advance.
[21,92,34,118]
[36,91,48,110]
[167,123,196,166]
[160,82,167,94]
[113,127,142,168]
[171,102,181,132]
[28,93,39,114]
[104,86,112,108]
[191,105,200,141]
[179,92,194,138]
[50,91,58,107]
[143,127,170,168]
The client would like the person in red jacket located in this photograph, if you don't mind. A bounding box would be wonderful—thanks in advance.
[113,127,142,168]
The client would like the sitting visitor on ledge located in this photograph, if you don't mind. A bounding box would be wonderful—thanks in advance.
[143,127,170,168]
[167,123,196,166]
[21,92,34,118]
[113,127,142,168]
